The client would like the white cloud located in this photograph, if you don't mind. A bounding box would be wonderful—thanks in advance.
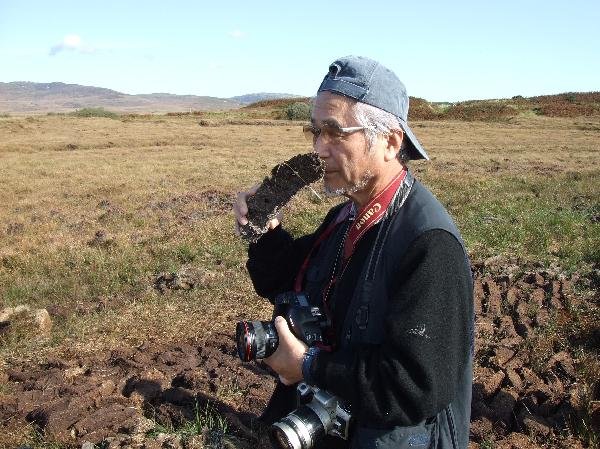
[49,34,96,56]
[228,30,245,39]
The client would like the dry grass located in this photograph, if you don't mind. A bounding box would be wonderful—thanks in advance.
[1,114,598,358]
[0,113,598,446]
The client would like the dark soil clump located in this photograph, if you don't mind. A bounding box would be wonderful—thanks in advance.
[239,153,324,242]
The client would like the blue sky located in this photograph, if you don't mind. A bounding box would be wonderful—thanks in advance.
[0,0,598,102]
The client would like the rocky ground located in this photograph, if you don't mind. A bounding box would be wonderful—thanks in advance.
[0,259,598,448]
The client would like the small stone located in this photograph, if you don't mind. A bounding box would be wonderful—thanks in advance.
[34,308,52,334]
[81,442,95,449]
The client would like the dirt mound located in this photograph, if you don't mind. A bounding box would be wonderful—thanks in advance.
[470,259,597,448]
[239,153,324,242]
[0,262,596,448]
[408,97,441,120]
[0,334,275,448]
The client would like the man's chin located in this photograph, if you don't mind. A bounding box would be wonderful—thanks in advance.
[322,172,372,198]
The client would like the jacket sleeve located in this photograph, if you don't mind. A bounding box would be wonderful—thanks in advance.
[246,225,314,300]
[246,204,346,300]
[310,229,474,427]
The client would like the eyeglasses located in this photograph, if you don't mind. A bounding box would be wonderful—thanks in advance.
[302,123,365,142]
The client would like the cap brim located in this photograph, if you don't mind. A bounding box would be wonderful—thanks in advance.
[399,120,429,161]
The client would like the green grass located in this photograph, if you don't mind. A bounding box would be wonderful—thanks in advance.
[426,171,600,270]
[147,400,235,448]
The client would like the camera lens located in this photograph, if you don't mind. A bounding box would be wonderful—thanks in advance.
[270,405,327,449]
[235,320,279,362]
[271,423,301,449]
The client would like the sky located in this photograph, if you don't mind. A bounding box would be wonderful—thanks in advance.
[0,0,598,102]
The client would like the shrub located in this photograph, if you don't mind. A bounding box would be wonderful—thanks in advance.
[71,107,119,119]
[284,102,311,121]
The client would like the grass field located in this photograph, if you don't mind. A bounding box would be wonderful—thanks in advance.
[0,112,598,448]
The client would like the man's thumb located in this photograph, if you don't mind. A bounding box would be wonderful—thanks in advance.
[274,316,291,340]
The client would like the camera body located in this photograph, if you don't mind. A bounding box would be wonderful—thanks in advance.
[271,382,352,449]
[235,292,329,362]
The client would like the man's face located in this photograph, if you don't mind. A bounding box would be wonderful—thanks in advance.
[311,92,378,197]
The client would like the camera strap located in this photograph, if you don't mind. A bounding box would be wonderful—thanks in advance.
[293,203,353,293]
[293,169,408,350]
[294,168,407,294]
[341,169,407,265]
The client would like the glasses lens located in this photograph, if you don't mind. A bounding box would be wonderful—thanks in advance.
[321,123,344,139]
[302,125,318,141]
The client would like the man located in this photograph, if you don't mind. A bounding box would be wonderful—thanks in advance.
[234,56,473,449]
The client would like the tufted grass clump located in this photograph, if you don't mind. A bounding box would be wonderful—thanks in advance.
[71,107,119,119]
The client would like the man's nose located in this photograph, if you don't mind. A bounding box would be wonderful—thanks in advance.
[312,136,330,158]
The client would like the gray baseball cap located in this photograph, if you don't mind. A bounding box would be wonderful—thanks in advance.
[318,55,429,160]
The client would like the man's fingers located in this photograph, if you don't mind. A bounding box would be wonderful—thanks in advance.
[267,218,280,229]
[273,316,290,338]
[234,183,261,227]
[234,193,249,226]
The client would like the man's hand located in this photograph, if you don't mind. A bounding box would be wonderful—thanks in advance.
[234,183,282,235]
[263,316,308,385]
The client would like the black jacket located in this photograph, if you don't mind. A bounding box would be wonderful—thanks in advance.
[247,176,473,448]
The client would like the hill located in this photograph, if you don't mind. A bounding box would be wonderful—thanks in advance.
[1,82,598,119]
[241,92,600,121]
[0,82,297,114]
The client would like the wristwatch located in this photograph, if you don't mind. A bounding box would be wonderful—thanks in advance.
[302,346,320,385]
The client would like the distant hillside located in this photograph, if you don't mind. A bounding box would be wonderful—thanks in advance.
[1,82,598,119]
[240,93,600,121]
[230,92,301,105]
[0,82,299,114]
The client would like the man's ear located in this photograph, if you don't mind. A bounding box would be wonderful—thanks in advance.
[383,130,404,162]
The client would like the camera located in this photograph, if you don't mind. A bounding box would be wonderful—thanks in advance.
[270,382,352,449]
[235,292,329,362]
[236,292,352,448]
